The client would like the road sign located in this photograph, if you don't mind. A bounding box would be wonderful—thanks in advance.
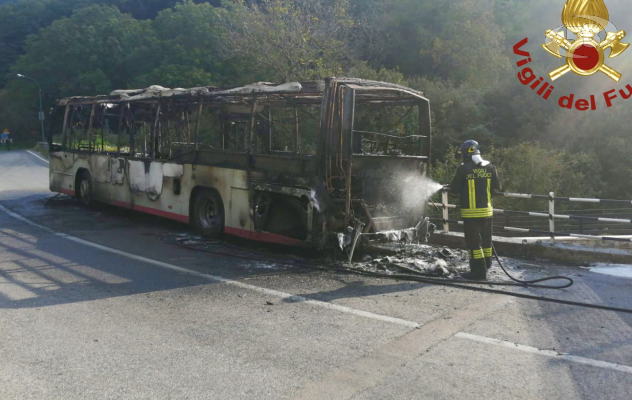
[38,111,45,121]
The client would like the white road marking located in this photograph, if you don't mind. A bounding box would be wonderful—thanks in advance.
[0,203,420,329]
[26,150,49,164]
[456,332,632,374]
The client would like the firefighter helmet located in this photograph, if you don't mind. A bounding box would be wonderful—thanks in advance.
[459,140,481,156]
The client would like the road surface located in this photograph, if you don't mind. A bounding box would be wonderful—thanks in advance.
[0,150,631,399]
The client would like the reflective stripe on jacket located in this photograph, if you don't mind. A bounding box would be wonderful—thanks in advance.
[450,160,501,219]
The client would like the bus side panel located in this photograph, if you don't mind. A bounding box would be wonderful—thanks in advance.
[108,159,189,223]
[89,154,113,203]
[49,151,75,196]
[229,188,251,233]
[90,155,111,184]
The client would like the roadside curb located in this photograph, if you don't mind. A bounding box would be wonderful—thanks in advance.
[428,233,632,265]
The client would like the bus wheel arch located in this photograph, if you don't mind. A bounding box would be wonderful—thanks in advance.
[190,186,225,238]
[254,192,308,241]
[75,168,93,206]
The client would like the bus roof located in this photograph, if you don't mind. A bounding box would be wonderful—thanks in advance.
[56,78,427,106]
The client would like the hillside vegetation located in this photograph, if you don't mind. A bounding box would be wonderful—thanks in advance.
[0,0,630,200]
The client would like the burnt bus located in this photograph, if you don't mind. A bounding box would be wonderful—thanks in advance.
[48,78,431,250]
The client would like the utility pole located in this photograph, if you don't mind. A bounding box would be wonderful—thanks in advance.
[17,74,46,143]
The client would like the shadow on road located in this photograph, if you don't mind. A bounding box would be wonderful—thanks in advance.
[0,196,435,311]
[0,223,214,309]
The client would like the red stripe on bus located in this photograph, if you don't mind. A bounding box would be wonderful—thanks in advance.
[110,200,190,224]
[109,201,304,246]
[224,227,308,247]
[60,189,75,196]
[111,200,133,209]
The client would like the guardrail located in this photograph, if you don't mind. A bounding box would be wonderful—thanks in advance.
[431,190,632,243]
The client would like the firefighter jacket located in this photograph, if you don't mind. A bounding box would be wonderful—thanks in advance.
[450,160,501,219]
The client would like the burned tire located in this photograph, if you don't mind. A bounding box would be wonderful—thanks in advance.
[191,189,225,238]
[77,170,93,206]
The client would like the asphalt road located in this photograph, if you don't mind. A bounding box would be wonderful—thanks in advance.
[0,150,631,400]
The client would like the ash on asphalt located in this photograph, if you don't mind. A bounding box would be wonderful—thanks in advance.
[168,233,525,284]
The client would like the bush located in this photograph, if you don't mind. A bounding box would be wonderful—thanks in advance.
[433,142,602,211]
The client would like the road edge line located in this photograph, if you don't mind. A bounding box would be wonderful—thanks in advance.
[455,332,632,374]
[26,150,49,164]
[0,202,420,329]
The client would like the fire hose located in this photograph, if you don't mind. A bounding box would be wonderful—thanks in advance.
[424,198,573,288]
[174,238,632,315]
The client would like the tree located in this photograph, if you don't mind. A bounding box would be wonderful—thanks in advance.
[0,0,214,88]
[433,143,603,210]
[0,1,120,87]
[132,1,220,88]
[0,5,158,142]
[9,5,157,96]
[216,0,355,82]
[117,0,219,19]
[351,0,510,88]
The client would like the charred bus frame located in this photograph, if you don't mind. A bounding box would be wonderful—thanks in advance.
[48,78,431,248]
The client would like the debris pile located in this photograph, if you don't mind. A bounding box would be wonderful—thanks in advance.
[351,245,470,278]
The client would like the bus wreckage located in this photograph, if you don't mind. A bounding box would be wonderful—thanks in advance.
[48,78,432,255]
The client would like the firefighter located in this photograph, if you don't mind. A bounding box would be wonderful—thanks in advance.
[448,140,501,280]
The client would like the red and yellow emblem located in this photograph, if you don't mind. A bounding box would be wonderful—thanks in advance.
[542,0,629,81]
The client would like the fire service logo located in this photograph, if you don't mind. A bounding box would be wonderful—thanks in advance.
[543,0,628,81]
[513,0,632,110]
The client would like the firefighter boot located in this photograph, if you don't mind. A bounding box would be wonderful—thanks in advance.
[463,258,487,281]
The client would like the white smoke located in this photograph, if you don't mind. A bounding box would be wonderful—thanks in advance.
[397,172,444,210]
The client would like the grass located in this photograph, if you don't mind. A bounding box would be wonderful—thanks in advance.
[0,142,50,160]
[37,147,50,160]
[0,142,33,151]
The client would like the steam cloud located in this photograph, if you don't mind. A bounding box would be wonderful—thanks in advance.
[396,172,444,211]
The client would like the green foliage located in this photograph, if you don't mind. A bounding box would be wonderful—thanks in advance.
[9,5,157,97]
[351,0,511,88]
[0,0,629,204]
[494,143,601,210]
[433,143,603,210]
[409,77,492,158]
[132,1,220,88]
[216,0,355,82]
[431,145,462,187]
[347,63,407,84]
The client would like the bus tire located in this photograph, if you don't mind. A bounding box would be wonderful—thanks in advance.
[192,189,225,238]
[77,170,93,206]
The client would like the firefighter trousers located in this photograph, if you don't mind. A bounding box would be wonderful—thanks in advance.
[463,218,493,276]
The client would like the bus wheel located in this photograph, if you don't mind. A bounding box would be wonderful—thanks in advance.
[78,170,93,206]
[192,189,224,237]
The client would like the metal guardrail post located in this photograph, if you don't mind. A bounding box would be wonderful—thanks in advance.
[442,190,450,233]
[549,192,555,241]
